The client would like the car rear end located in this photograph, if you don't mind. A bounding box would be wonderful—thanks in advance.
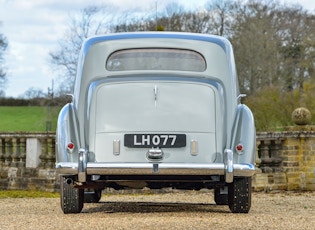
[87,77,222,175]
[56,32,255,214]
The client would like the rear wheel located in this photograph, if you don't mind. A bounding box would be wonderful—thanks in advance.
[214,187,228,205]
[84,189,102,203]
[228,177,252,213]
[60,176,84,214]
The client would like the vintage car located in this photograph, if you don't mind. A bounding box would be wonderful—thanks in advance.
[56,32,256,214]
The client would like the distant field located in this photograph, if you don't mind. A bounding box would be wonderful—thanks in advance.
[0,106,60,132]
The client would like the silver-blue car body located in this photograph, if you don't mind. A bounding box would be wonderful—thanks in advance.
[56,32,255,214]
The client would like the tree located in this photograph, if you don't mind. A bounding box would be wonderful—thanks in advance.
[51,1,315,100]
[204,0,234,36]
[161,2,185,31]
[22,87,45,99]
[230,0,315,96]
[50,5,115,94]
[230,0,283,94]
[182,10,210,33]
[0,22,8,96]
[276,5,315,92]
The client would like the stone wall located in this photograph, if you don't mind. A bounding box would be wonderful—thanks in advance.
[1,131,315,192]
[253,130,315,191]
[0,132,57,192]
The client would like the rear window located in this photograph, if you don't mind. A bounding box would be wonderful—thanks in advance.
[106,48,206,72]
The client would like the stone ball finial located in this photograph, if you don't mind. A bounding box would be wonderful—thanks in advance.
[291,107,311,125]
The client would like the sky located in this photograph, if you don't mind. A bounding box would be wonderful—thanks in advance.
[0,0,314,98]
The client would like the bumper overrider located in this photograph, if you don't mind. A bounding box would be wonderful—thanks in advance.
[56,149,255,183]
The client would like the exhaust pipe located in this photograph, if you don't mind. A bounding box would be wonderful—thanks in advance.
[66,178,73,185]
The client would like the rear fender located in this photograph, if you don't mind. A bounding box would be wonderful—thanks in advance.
[230,104,256,165]
[56,103,81,163]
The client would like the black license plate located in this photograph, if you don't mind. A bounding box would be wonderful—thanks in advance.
[124,134,186,148]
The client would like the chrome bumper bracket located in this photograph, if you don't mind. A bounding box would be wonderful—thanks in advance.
[78,148,88,183]
[224,149,234,183]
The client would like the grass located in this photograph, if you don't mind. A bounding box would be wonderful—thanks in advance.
[0,190,59,198]
[0,106,60,132]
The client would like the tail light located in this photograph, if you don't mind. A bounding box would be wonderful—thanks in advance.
[67,142,75,153]
[236,143,244,154]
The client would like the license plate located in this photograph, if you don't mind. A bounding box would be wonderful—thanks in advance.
[124,134,186,148]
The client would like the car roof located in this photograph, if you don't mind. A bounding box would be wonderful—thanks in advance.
[83,32,230,52]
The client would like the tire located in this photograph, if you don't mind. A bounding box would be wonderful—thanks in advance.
[60,176,84,214]
[84,189,102,203]
[214,187,228,205]
[228,177,252,213]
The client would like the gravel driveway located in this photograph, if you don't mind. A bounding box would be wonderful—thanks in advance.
[1,191,315,229]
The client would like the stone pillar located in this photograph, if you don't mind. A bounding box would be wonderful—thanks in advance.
[4,138,13,166]
[0,138,5,166]
[20,138,26,167]
[11,138,20,167]
[46,137,56,168]
[26,138,42,168]
[259,140,272,173]
[270,140,283,172]
[282,136,303,190]
[39,138,48,169]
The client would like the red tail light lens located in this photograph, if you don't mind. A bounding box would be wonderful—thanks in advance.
[236,144,243,152]
[67,142,75,150]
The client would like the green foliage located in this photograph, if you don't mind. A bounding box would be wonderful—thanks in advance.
[245,86,294,131]
[0,96,70,106]
[156,25,165,31]
[0,190,59,198]
[0,106,60,131]
[245,81,315,131]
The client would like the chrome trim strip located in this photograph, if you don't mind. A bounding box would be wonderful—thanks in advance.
[56,162,255,177]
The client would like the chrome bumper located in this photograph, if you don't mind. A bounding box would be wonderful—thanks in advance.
[56,162,255,180]
[57,148,254,183]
